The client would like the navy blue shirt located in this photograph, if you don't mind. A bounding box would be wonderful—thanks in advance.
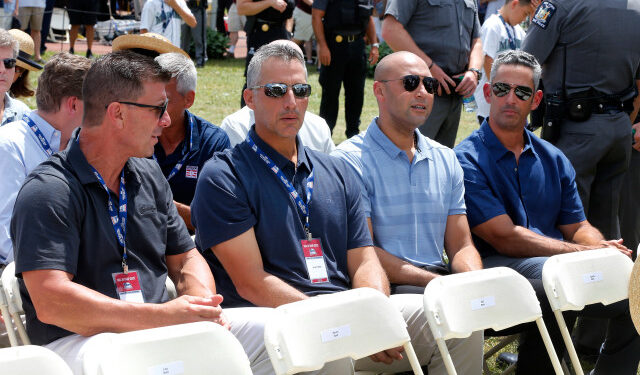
[454,121,586,258]
[153,110,230,205]
[191,127,372,307]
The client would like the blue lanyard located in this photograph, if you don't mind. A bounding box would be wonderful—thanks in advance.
[153,115,194,181]
[91,167,129,273]
[23,114,53,157]
[246,135,315,239]
[160,2,173,32]
[499,15,517,50]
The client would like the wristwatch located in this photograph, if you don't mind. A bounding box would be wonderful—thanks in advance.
[469,68,482,81]
[371,43,380,48]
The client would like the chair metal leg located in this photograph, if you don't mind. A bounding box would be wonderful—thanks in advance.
[436,338,457,375]
[11,312,29,345]
[553,310,583,375]
[402,342,425,375]
[535,317,563,375]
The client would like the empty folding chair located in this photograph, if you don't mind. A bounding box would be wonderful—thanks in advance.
[264,287,424,375]
[0,345,72,374]
[82,321,252,375]
[423,267,563,375]
[49,7,71,43]
[542,248,633,375]
[1,262,29,345]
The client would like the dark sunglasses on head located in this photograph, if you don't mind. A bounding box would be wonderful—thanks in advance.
[1,58,16,69]
[107,99,169,119]
[379,75,438,94]
[250,83,312,98]
[491,82,534,101]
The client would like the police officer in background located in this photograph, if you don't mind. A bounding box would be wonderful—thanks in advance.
[238,0,295,106]
[181,0,208,67]
[312,0,379,138]
[523,0,640,368]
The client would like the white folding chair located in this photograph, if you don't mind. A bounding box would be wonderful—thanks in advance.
[264,287,424,375]
[423,267,563,375]
[0,262,29,345]
[82,321,252,375]
[49,7,71,43]
[0,345,72,374]
[542,248,633,375]
[0,271,19,347]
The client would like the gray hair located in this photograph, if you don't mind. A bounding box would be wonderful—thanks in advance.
[490,50,542,91]
[0,29,19,58]
[246,40,307,88]
[155,52,197,95]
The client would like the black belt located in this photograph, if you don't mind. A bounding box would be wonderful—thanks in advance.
[255,19,283,32]
[329,31,364,43]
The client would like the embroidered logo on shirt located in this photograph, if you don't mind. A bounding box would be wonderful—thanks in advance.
[185,165,198,179]
[532,1,556,29]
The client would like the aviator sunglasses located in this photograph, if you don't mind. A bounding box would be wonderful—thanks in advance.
[250,83,312,98]
[491,82,534,101]
[1,58,16,69]
[107,99,169,119]
[378,75,438,94]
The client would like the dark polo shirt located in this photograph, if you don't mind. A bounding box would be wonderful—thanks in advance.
[454,121,586,258]
[153,110,230,205]
[191,126,372,307]
[11,137,194,345]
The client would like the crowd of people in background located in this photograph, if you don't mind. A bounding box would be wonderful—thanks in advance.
[0,1,639,375]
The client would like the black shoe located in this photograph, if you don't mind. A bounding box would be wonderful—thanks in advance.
[496,352,518,366]
[196,61,204,68]
[86,49,93,59]
[69,47,74,54]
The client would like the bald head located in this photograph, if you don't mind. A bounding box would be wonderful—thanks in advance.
[374,51,429,81]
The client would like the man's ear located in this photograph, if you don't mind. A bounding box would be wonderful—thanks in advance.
[483,82,492,104]
[530,89,544,111]
[105,102,125,129]
[184,90,195,109]
[373,81,384,101]
[244,88,255,110]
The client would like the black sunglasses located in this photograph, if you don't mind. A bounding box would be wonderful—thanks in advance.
[109,99,169,119]
[250,83,312,98]
[379,75,438,94]
[1,58,16,69]
[491,82,534,101]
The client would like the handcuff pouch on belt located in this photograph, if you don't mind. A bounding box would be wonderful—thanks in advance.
[565,87,594,122]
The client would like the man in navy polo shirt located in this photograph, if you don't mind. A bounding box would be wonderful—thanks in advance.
[192,40,442,374]
[455,50,639,374]
[154,53,230,231]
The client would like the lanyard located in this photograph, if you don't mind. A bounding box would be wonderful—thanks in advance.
[499,15,517,50]
[23,114,53,157]
[246,135,315,239]
[153,115,194,181]
[92,167,129,273]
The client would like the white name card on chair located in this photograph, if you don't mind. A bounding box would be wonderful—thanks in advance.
[147,360,184,375]
[320,324,351,343]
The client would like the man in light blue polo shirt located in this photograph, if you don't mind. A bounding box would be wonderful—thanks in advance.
[333,51,483,374]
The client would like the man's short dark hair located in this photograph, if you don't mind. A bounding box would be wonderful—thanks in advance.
[36,53,92,113]
[82,50,171,127]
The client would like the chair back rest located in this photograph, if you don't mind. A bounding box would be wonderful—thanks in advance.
[542,248,633,311]
[423,267,541,340]
[83,321,252,375]
[0,345,72,374]
[264,288,411,375]
[1,262,23,314]
[50,8,71,30]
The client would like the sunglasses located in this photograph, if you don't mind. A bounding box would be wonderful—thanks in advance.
[109,99,169,119]
[379,75,438,94]
[250,83,312,98]
[491,82,534,101]
[1,58,16,69]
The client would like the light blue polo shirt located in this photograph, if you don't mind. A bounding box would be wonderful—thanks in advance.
[333,118,466,267]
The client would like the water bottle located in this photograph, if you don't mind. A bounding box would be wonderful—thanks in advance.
[463,95,477,112]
